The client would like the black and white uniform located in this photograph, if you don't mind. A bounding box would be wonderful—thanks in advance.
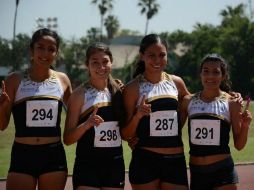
[73,84,124,189]
[9,71,67,177]
[129,72,188,186]
[188,92,238,190]
[135,72,182,148]
[188,92,231,156]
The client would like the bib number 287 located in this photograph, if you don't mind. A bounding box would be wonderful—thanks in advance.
[150,110,178,137]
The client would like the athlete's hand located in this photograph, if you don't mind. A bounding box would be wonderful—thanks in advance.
[135,94,151,120]
[127,136,139,150]
[241,98,252,129]
[229,91,243,106]
[0,80,10,104]
[84,107,104,129]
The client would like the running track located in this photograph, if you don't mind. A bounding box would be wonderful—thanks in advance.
[0,164,253,190]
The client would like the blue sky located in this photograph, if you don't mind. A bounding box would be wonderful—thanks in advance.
[0,0,249,40]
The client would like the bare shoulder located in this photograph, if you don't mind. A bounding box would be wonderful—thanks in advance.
[170,74,190,99]
[6,71,23,82]
[181,93,193,107]
[171,74,185,86]
[54,70,72,92]
[123,78,139,96]
[68,85,84,106]
[54,71,71,84]
[5,71,23,89]
[71,85,84,98]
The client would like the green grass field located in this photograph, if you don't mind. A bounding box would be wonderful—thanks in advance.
[0,102,253,178]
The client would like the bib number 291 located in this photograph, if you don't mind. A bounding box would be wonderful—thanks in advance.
[190,119,220,145]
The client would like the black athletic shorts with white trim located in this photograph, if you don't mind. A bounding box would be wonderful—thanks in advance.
[190,156,238,190]
[129,148,188,186]
[9,141,67,178]
[72,155,125,189]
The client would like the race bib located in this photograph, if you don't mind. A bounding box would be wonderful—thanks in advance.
[26,100,58,127]
[94,121,121,147]
[190,119,220,145]
[150,110,178,137]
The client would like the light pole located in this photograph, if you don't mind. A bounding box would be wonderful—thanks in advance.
[249,0,254,20]
[13,0,20,40]
[35,17,58,31]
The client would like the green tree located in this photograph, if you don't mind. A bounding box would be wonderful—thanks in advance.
[104,15,120,39]
[220,4,245,26]
[87,27,101,42]
[175,24,220,92]
[91,0,114,40]
[118,29,141,36]
[61,37,89,86]
[11,34,30,71]
[137,0,160,35]
[0,38,12,67]
[219,4,254,97]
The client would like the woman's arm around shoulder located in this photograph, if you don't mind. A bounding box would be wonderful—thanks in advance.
[229,96,252,150]
[120,79,141,140]
[63,86,85,145]
[0,72,22,130]
[54,71,72,105]
[179,94,193,129]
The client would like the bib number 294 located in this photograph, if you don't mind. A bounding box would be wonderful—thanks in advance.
[26,100,58,127]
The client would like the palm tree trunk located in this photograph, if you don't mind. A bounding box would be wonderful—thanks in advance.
[100,15,103,41]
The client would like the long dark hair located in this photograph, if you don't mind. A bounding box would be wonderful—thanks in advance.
[200,53,232,92]
[85,42,125,125]
[133,34,168,78]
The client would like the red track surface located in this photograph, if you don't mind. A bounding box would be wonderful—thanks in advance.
[0,164,253,190]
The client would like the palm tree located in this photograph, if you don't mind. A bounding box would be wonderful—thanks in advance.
[91,0,114,41]
[137,0,160,35]
[220,4,245,18]
[220,4,245,27]
[104,15,120,39]
[87,27,101,42]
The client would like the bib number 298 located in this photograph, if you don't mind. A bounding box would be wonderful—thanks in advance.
[100,130,118,141]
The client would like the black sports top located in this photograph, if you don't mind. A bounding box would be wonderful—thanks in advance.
[12,71,64,137]
[187,92,231,156]
[75,83,123,160]
[135,73,183,148]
